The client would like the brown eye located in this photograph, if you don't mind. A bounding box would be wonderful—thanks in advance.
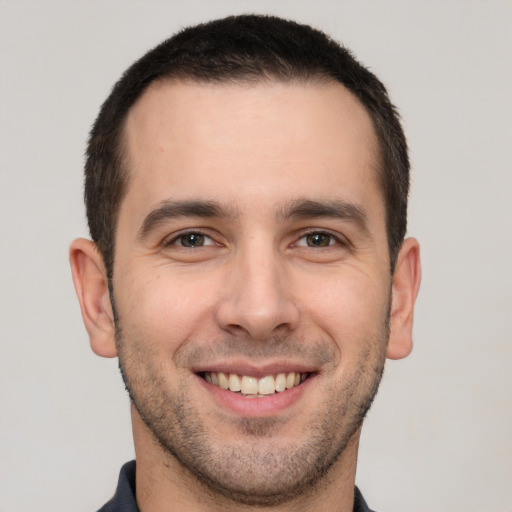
[305,233,333,247]
[178,233,206,247]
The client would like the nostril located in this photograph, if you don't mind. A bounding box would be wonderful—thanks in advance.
[214,284,300,341]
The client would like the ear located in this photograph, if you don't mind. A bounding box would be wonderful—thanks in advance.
[386,237,421,360]
[69,238,117,358]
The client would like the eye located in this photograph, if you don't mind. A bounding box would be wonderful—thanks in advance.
[170,232,215,248]
[296,232,339,248]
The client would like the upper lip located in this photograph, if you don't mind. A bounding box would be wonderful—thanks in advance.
[192,360,317,378]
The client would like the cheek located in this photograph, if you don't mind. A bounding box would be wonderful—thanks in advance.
[117,267,221,349]
[298,267,390,353]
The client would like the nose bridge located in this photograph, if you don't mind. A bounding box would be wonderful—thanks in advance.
[216,234,299,340]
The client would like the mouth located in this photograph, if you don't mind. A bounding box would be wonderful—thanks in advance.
[200,371,310,397]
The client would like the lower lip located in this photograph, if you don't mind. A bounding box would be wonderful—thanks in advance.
[197,375,314,417]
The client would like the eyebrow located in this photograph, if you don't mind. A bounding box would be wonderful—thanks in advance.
[138,200,237,240]
[277,198,369,233]
[138,197,369,240]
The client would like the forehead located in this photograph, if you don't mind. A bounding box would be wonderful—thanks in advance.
[121,79,381,216]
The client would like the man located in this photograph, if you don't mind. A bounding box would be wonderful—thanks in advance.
[70,14,421,512]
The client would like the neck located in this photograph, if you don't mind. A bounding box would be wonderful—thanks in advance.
[131,406,361,512]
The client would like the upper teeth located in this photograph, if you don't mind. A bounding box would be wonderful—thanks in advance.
[204,371,307,396]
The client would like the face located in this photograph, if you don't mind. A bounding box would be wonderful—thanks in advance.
[113,79,392,504]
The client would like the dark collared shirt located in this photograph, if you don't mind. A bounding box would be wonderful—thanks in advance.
[98,461,375,512]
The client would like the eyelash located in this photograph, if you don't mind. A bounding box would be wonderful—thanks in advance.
[164,229,346,249]
[295,230,345,248]
[164,230,217,248]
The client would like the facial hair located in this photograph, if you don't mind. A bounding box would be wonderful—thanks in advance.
[111,288,390,506]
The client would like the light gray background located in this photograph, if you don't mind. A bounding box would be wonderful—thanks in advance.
[0,1,510,511]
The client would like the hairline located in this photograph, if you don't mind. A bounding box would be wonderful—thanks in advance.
[109,74,393,277]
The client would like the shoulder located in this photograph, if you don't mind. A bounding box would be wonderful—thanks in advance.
[354,486,377,512]
[96,461,138,512]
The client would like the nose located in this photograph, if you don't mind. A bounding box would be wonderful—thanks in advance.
[215,243,300,341]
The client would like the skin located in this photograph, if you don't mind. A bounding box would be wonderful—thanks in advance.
[70,79,421,512]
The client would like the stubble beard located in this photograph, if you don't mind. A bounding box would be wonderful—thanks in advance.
[112,294,389,506]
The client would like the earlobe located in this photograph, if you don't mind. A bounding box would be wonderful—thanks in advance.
[386,237,421,360]
[69,238,118,358]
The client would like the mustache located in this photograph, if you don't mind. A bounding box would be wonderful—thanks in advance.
[175,336,338,369]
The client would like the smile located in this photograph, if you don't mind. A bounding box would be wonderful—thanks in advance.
[202,371,309,396]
